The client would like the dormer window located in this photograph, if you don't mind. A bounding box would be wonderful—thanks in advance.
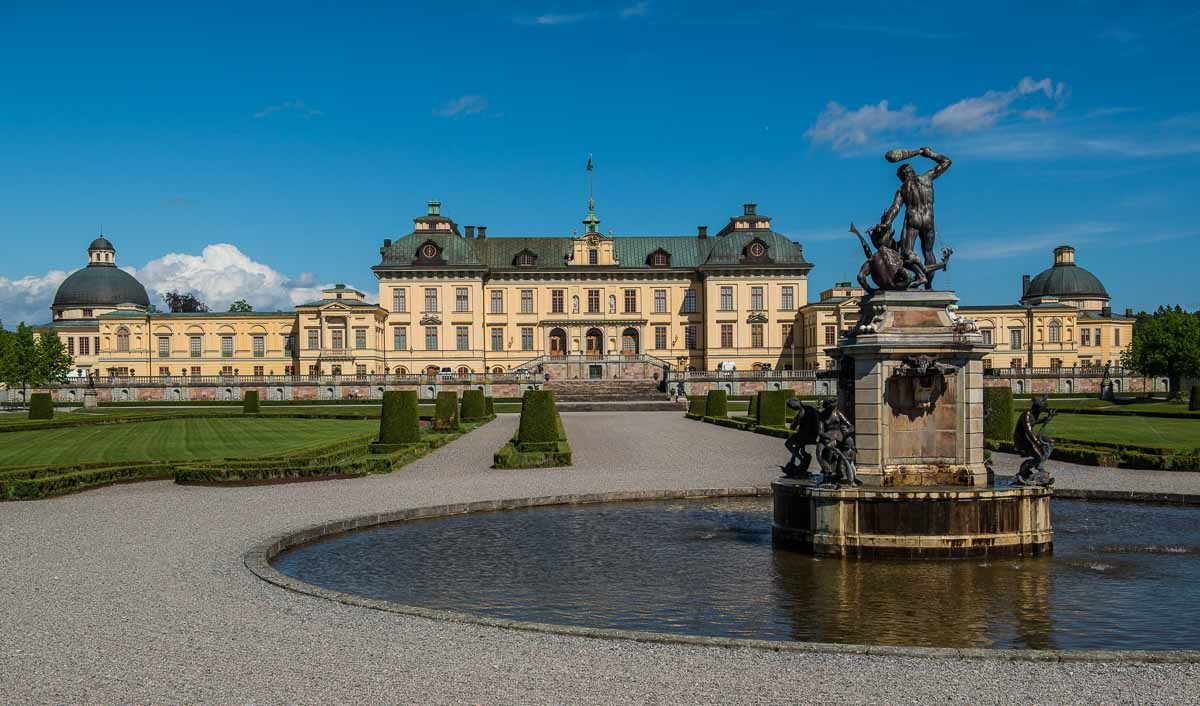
[514,250,537,267]
[648,249,671,267]
[588,248,599,265]
[742,238,771,263]
[414,240,445,265]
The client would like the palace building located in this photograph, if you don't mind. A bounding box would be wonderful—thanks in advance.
[35,201,1133,380]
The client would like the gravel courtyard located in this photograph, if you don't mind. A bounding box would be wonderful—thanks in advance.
[2,411,1198,705]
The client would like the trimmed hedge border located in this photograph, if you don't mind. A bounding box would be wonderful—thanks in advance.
[28,393,54,420]
[983,388,1014,441]
[985,439,1200,472]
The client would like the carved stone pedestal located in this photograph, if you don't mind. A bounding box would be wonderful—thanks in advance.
[83,390,98,409]
[836,290,991,487]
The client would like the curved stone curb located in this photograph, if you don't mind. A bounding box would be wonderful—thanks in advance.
[244,487,1200,665]
[1053,488,1200,505]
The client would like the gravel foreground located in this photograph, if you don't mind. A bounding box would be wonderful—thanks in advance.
[2,412,1199,705]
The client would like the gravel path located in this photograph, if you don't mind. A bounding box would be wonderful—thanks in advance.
[2,412,1199,705]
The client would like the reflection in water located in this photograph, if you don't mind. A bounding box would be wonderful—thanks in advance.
[273,498,1200,651]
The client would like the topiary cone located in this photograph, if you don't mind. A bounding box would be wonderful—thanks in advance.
[28,392,54,420]
[242,390,260,414]
[379,390,421,444]
[434,391,459,431]
[517,390,560,444]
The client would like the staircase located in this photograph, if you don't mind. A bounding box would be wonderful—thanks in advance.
[545,378,664,402]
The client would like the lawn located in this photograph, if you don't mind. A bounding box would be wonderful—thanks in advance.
[0,417,376,467]
[1043,413,1200,450]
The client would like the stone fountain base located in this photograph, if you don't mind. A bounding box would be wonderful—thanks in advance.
[772,479,1053,558]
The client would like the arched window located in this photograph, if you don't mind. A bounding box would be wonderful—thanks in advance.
[424,365,440,377]
[457,366,471,376]
[116,327,130,352]
[1048,320,1062,343]
[492,366,505,375]
[394,366,408,376]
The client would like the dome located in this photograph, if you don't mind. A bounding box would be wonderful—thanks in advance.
[52,266,151,309]
[1021,246,1109,303]
[88,236,115,252]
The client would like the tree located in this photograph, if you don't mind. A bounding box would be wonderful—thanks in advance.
[0,324,75,401]
[163,291,209,313]
[35,332,73,386]
[228,299,253,313]
[1121,306,1200,397]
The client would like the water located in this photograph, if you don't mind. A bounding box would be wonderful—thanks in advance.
[273,498,1200,651]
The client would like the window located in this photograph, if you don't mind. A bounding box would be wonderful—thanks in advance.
[67,337,75,355]
[83,309,93,318]
[305,330,318,350]
[1011,358,1023,369]
[751,323,764,348]
[588,248,598,265]
[392,288,407,313]
[720,324,734,348]
[254,365,264,377]
[781,286,794,310]
[651,251,668,267]
[425,326,438,350]
[520,289,534,314]
[1094,328,1101,347]
[683,289,697,313]
[158,366,169,377]
[684,325,698,349]
[521,327,534,351]
[1010,329,1023,350]
[424,288,438,313]
[221,365,233,376]
[455,287,469,312]
[624,289,637,313]
[393,327,407,351]
[1114,328,1121,347]
[331,330,344,350]
[516,252,535,267]
[654,326,667,350]
[654,290,667,313]
[189,336,201,358]
[587,289,600,313]
[981,329,993,345]
[158,336,170,358]
[284,334,296,356]
[490,327,504,352]
[782,323,793,347]
[1050,358,1063,369]
[221,336,233,358]
[1048,320,1061,343]
[94,337,99,355]
[750,286,764,311]
[720,286,734,310]
[551,289,564,313]
[824,325,836,346]
[253,335,265,357]
[191,366,201,376]
[456,326,470,351]
[356,364,367,378]
[490,290,504,314]
[355,329,367,350]
[116,328,130,352]
[1080,328,1091,346]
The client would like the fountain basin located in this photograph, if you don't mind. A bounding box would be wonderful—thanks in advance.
[773,479,1053,558]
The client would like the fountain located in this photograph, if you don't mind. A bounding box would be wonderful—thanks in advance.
[772,146,1054,558]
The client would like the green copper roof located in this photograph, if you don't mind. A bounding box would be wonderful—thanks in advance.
[1022,262,1109,302]
[53,265,150,309]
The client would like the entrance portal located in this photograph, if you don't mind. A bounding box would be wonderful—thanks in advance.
[621,328,639,357]
[585,328,603,358]
[549,328,567,357]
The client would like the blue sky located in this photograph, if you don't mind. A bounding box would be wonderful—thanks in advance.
[2,1,1198,324]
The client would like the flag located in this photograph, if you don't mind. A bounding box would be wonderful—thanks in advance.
[586,154,593,171]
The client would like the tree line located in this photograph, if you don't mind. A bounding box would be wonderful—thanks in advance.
[0,323,74,396]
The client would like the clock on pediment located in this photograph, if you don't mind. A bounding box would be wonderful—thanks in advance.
[414,240,446,265]
[742,238,771,262]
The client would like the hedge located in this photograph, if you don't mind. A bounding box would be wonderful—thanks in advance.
[746,393,760,422]
[985,438,1200,472]
[517,390,560,445]
[1191,385,1200,412]
[28,393,53,420]
[704,390,729,418]
[687,397,706,416]
[243,391,260,414]
[461,389,487,421]
[377,391,421,446]
[485,396,496,417]
[433,391,459,431]
[983,387,1014,441]
[496,390,571,468]
[757,389,794,427]
[3,463,178,500]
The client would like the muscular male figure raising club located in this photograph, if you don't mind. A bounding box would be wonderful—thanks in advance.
[878,147,952,290]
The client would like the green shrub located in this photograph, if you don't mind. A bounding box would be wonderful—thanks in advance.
[433,391,459,431]
[1190,385,1200,412]
[687,397,706,416]
[485,396,495,417]
[704,389,728,418]
[242,391,260,414]
[517,390,560,444]
[758,389,793,427]
[378,390,421,445]
[461,389,487,420]
[746,393,760,421]
[983,387,1014,441]
[28,393,53,420]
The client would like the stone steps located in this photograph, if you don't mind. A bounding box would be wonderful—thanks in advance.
[545,379,664,402]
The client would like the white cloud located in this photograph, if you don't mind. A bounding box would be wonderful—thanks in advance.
[955,223,1118,260]
[804,100,922,151]
[807,76,1067,153]
[432,95,488,118]
[518,12,594,25]
[0,270,68,327]
[127,244,340,312]
[253,100,324,119]
[621,2,649,19]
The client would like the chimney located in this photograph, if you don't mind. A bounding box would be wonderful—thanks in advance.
[1102,305,1112,317]
[465,225,475,239]
[383,238,392,248]
[1125,307,1133,317]
[743,203,757,217]
[1022,274,1031,296]
[697,225,708,239]
[477,225,487,239]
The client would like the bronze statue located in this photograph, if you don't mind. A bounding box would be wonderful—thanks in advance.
[782,398,820,478]
[817,399,860,486]
[1013,396,1057,487]
[876,146,953,290]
